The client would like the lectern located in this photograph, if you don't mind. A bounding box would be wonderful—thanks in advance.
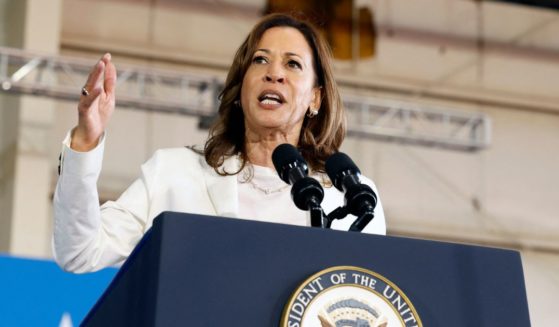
[82,212,531,326]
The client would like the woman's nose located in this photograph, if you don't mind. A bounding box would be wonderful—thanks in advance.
[264,64,285,83]
[265,74,285,83]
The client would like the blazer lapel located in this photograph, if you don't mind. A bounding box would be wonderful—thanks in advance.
[202,155,239,218]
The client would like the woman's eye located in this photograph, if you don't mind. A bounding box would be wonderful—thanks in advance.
[253,56,267,64]
[287,60,302,70]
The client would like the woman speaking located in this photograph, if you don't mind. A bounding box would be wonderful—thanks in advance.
[53,13,386,273]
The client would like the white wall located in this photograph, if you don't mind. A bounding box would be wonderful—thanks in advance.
[0,0,62,257]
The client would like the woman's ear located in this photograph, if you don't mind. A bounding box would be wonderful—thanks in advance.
[311,86,323,112]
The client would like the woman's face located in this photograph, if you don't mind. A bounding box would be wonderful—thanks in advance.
[240,26,321,139]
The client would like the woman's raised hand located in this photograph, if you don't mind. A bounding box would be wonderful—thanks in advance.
[71,53,117,152]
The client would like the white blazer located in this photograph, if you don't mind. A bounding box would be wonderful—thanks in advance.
[53,135,386,273]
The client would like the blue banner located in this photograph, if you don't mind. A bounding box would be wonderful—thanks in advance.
[0,254,116,326]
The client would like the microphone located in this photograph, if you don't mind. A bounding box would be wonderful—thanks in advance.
[325,152,377,232]
[272,144,324,227]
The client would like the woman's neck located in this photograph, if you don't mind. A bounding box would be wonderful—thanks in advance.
[244,129,299,168]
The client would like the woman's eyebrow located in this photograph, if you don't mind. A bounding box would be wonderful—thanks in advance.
[255,49,302,59]
[254,49,306,67]
[285,52,302,60]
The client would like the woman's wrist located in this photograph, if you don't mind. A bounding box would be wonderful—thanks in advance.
[70,127,102,152]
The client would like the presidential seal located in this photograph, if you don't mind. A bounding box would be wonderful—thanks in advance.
[281,266,422,327]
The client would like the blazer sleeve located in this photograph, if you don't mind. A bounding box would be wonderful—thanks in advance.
[53,132,152,273]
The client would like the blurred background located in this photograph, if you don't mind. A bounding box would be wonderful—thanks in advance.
[0,0,558,325]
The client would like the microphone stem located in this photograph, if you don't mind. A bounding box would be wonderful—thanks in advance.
[308,197,325,228]
[349,205,375,232]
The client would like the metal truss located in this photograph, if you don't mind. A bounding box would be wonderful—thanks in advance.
[0,46,490,151]
[343,96,490,151]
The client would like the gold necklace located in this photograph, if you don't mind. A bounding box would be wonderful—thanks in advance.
[239,164,290,195]
[247,179,290,195]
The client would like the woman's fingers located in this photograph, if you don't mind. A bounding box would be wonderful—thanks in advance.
[81,53,112,104]
[79,53,116,109]
[103,54,117,100]
[78,87,103,111]
[82,58,104,95]
[72,53,117,152]
[91,59,106,95]
[82,60,100,92]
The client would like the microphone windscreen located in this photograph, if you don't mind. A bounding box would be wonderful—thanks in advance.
[325,152,361,190]
[272,144,305,183]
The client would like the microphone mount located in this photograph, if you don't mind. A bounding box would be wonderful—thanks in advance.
[324,152,378,232]
[271,145,377,232]
[272,144,326,228]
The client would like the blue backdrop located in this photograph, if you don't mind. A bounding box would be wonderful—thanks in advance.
[0,254,117,326]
